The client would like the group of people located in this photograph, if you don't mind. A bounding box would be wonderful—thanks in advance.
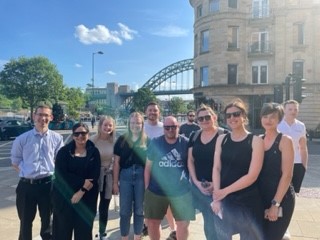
[11,98,308,240]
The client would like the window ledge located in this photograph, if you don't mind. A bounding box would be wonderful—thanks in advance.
[227,47,240,51]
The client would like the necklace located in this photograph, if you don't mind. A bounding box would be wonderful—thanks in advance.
[75,150,87,157]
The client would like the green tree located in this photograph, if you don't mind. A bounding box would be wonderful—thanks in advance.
[62,87,86,119]
[11,98,23,111]
[0,56,64,115]
[0,94,12,109]
[132,88,157,112]
[187,101,196,111]
[168,97,187,115]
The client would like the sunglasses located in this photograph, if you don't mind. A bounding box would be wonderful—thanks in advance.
[197,115,211,122]
[225,111,242,119]
[188,115,195,117]
[164,125,178,130]
[73,131,88,137]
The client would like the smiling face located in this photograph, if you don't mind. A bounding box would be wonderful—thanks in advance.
[73,126,89,146]
[163,116,179,141]
[146,104,160,123]
[225,106,244,130]
[33,107,53,132]
[197,110,216,130]
[129,115,144,135]
[100,119,114,136]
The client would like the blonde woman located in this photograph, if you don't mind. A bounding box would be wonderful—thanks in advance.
[90,116,116,240]
[113,112,149,240]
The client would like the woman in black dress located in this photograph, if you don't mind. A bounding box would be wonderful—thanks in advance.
[211,98,265,240]
[258,103,295,240]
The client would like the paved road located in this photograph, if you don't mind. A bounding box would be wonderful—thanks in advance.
[0,128,319,239]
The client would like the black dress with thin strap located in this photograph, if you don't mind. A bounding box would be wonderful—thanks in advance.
[217,133,264,240]
[258,133,295,240]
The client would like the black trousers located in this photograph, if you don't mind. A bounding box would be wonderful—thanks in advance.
[263,187,295,240]
[98,176,111,234]
[16,180,52,240]
[292,163,306,193]
[52,192,98,240]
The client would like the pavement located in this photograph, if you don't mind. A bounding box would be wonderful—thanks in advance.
[0,130,319,239]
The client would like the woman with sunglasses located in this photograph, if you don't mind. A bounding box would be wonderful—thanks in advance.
[113,112,149,240]
[258,103,295,240]
[90,116,116,240]
[52,122,101,240]
[211,98,264,240]
[187,104,226,240]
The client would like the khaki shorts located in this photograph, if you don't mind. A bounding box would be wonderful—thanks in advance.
[144,189,195,221]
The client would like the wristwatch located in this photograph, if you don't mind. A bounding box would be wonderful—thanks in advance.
[271,199,280,207]
[80,187,88,192]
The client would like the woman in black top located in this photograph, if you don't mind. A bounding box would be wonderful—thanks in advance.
[211,98,265,240]
[187,104,222,239]
[259,103,295,240]
[113,112,149,240]
[52,122,101,240]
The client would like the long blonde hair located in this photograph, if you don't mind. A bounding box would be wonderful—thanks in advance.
[123,112,148,148]
[91,115,116,143]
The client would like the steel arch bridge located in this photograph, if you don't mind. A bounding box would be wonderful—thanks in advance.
[120,58,194,108]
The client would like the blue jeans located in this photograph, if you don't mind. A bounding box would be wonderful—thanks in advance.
[119,165,145,236]
[191,183,218,240]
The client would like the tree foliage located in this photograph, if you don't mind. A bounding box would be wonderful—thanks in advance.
[187,101,196,111]
[0,94,12,109]
[0,56,64,114]
[61,87,86,119]
[132,88,157,112]
[168,97,187,115]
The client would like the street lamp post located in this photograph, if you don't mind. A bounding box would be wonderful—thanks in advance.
[91,51,103,113]
[91,51,104,94]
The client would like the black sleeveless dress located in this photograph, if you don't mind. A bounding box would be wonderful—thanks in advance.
[217,133,264,240]
[258,133,295,240]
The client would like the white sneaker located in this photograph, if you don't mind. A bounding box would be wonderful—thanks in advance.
[282,230,291,240]
[95,232,108,240]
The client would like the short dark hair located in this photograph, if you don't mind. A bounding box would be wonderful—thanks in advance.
[260,103,284,121]
[145,101,160,111]
[187,110,195,116]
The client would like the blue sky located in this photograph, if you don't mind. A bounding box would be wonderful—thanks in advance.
[0,0,194,91]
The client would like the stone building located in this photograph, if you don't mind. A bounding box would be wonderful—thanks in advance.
[189,0,320,129]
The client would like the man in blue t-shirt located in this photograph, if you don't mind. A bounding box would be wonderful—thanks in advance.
[144,116,195,240]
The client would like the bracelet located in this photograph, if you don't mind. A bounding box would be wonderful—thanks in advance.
[80,187,88,192]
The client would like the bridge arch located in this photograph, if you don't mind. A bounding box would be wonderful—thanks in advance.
[141,58,194,91]
[119,58,194,109]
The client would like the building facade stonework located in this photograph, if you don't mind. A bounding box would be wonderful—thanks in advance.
[189,0,320,129]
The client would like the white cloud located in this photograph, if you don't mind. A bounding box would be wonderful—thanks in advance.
[74,23,138,45]
[107,70,116,76]
[151,25,189,37]
[118,23,138,40]
[74,63,82,68]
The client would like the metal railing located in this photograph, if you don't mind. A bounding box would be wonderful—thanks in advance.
[248,41,273,54]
